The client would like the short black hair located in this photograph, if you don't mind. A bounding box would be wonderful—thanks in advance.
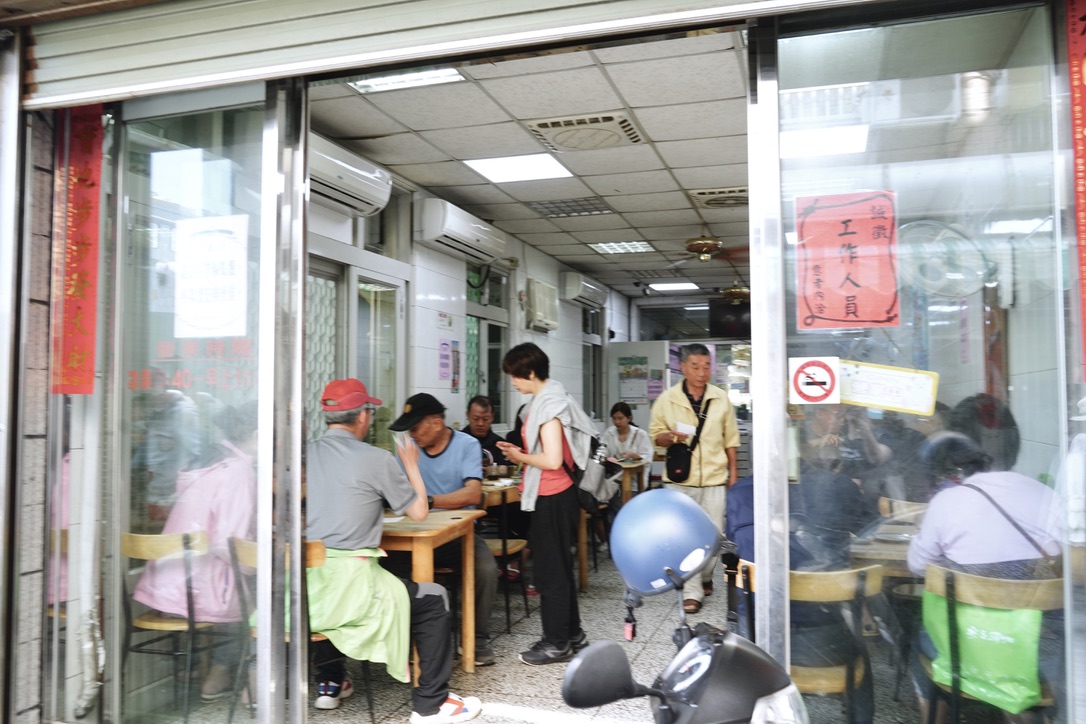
[467,395,493,412]
[610,401,633,418]
[502,342,549,381]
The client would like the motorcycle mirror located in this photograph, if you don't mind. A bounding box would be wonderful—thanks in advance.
[562,641,645,708]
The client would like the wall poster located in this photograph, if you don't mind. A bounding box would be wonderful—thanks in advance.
[618,355,649,402]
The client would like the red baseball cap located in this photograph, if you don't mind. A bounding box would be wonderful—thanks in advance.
[320,378,382,411]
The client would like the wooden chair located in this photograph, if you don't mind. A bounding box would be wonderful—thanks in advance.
[736,560,884,724]
[920,564,1062,724]
[486,537,530,632]
[227,538,374,723]
[877,497,927,522]
[122,531,236,724]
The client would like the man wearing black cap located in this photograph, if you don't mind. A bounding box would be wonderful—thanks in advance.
[389,393,499,667]
[306,379,481,723]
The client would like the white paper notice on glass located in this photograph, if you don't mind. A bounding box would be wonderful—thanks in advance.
[173,214,249,338]
[675,422,696,437]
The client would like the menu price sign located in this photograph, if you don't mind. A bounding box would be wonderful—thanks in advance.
[795,191,899,330]
[839,360,939,417]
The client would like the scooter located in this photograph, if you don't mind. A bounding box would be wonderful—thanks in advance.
[562,488,809,724]
[561,585,809,724]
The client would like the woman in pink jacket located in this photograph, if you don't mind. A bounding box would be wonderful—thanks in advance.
[133,401,258,701]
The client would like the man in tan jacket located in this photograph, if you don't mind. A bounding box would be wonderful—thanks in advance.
[650,343,739,614]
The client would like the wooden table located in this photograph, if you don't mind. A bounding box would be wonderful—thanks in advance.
[381,509,486,672]
[850,522,917,579]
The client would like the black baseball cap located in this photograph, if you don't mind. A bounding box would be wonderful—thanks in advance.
[388,393,447,431]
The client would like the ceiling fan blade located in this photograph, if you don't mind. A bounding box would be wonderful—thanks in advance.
[665,256,692,269]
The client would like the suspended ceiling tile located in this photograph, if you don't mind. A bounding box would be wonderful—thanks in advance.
[498,177,594,202]
[556,144,664,176]
[635,99,747,142]
[711,221,752,237]
[310,97,406,138]
[431,184,515,206]
[592,31,735,63]
[365,83,510,131]
[605,53,745,108]
[419,122,543,159]
[700,206,750,223]
[480,67,623,119]
[493,218,564,234]
[344,134,448,165]
[570,229,645,244]
[544,244,602,256]
[309,84,357,101]
[640,224,706,241]
[461,203,542,221]
[622,209,703,228]
[583,169,679,196]
[462,50,595,79]
[550,214,632,231]
[513,232,580,246]
[674,163,748,189]
[656,137,746,168]
[604,190,691,213]
[389,161,487,187]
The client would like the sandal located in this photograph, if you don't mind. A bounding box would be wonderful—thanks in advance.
[683,599,702,614]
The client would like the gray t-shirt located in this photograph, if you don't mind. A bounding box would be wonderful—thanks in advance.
[306,428,416,550]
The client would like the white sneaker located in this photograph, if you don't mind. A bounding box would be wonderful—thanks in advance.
[409,692,482,723]
[315,678,353,710]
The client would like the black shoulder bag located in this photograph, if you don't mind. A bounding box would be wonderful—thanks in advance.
[665,400,711,483]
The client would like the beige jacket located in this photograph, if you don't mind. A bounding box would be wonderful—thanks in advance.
[649,382,739,487]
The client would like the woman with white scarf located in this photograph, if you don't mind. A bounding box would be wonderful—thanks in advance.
[496,343,592,666]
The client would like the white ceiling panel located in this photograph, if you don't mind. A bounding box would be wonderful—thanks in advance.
[310,97,406,137]
[345,133,448,165]
[550,215,634,231]
[605,52,745,107]
[499,177,595,202]
[431,184,516,205]
[461,50,596,79]
[674,163,748,189]
[604,191,692,213]
[480,67,623,119]
[556,145,665,176]
[635,99,747,141]
[583,170,679,196]
[621,209,703,228]
[365,83,510,130]
[592,31,736,63]
[656,137,746,168]
[419,123,543,159]
[387,161,486,186]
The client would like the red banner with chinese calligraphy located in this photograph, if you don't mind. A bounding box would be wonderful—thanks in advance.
[1068,2,1086,380]
[795,191,899,330]
[51,105,102,394]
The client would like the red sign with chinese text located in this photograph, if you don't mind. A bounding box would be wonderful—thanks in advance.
[1067,2,1086,380]
[795,191,899,330]
[52,105,103,394]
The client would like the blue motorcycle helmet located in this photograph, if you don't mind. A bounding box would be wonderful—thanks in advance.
[611,488,722,596]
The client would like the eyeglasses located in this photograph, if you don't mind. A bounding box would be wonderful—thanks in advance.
[363,404,378,414]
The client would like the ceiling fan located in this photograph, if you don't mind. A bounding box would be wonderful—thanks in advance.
[666,226,749,269]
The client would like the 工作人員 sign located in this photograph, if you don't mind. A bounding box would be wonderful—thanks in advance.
[795,191,899,330]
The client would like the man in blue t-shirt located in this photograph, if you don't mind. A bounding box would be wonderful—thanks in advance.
[389,393,500,667]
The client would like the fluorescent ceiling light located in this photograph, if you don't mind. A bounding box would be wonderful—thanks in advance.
[348,68,464,93]
[589,241,654,254]
[684,304,709,311]
[464,153,572,183]
[649,282,699,292]
[984,218,1053,235]
[780,125,868,159]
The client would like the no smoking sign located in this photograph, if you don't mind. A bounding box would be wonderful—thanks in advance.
[788,356,840,405]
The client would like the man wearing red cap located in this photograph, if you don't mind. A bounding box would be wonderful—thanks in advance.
[305,379,481,723]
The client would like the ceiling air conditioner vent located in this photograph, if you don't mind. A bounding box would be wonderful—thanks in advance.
[526,113,643,152]
[415,197,508,263]
[689,187,749,208]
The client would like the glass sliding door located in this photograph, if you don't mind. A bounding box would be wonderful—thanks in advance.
[763,5,1068,722]
[355,274,404,451]
[80,79,307,723]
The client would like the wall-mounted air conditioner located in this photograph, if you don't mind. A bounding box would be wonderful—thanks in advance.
[559,271,607,308]
[416,197,507,263]
[308,133,392,217]
[526,279,559,332]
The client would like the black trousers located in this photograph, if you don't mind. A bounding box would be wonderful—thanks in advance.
[313,579,453,715]
[530,484,582,647]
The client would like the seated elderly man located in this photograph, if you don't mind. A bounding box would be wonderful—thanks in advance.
[306,379,481,723]
[464,395,509,467]
[388,393,499,667]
